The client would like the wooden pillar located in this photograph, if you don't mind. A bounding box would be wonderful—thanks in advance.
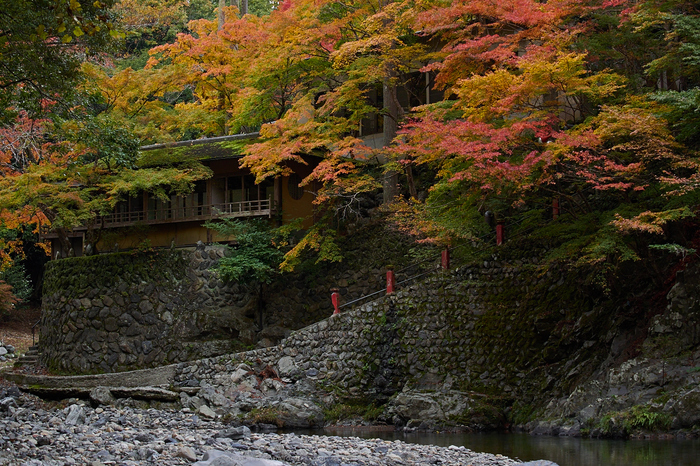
[386,269,396,294]
[441,248,450,270]
[331,288,340,315]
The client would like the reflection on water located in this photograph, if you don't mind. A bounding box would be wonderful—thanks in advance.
[299,428,700,466]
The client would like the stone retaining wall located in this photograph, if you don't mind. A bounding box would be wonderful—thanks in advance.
[34,248,700,433]
[172,301,382,396]
[39,222,432,375]
[172,258,573,406]
[40,244,256,374]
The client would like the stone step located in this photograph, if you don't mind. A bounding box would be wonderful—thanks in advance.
[14,345,42,366]
[15,356,39,365]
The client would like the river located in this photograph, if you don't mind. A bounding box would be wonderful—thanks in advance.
[297,428,700,466]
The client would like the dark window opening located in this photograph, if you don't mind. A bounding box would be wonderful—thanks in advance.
[288,174,304,200]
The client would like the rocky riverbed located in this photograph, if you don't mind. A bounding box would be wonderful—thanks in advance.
[0,385,554,466]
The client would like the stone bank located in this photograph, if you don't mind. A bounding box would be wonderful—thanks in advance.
[40,244,257,373]
[39,223,420,375]
[34,241,700,436]
[171,260,570,429]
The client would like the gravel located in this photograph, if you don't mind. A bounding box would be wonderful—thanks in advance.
[0,388,523,466]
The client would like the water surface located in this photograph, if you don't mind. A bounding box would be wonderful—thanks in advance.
[301,428,700,466]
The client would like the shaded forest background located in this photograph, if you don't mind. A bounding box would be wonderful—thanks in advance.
[1,0,700,312]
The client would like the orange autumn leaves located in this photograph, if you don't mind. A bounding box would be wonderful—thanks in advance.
[3,0,697,270]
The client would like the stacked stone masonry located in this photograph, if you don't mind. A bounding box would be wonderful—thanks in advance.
[173,259,547,402]
[41,242,545,398]
[39,241,402,375]
[40,245,256,373]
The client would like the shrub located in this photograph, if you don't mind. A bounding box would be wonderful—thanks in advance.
[0,280,18,315]
[0,263,32,302]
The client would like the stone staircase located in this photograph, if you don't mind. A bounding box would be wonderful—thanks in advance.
[14,345,41,367]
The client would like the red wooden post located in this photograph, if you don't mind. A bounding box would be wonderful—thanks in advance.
[553,198,560,220]
[496,222,505,246]
[331,288,340,315]
[441,248,450,270]
[386,269,396,294]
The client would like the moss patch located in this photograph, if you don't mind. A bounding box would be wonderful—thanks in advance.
[137,137,257,168]
[43,250,187,298]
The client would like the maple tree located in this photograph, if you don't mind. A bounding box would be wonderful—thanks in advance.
[86,0,291,143]
[0,279,18,315]
[0,110,212,262]
[144,3,314,138]
[0,1,220,303]
[233,0,435,260]
[3,0,700,295]
[0,0,119,122]
[138,0,700,274]
[385,1,618,239]
[368,0,699,290]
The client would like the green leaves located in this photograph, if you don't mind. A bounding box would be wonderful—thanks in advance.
[0,0,118,121]
[63,115,141,171]
[205,218,288,284]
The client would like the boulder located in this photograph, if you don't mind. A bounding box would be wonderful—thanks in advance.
[0,397,17,413]
[664,387,700,428]
[90,387,116,406]
[64,404,86,426]
[176,447,198,462]
[277,356,297,379]
[181,393,206,410]
[193,449,289,466]
[270,398,324,428]
[199,383,233,407]
[215,426,251,440]
[199,404,218,419]
[384,389,478,425]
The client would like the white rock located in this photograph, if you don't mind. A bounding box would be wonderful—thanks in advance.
[64,404,85,426]
[198,404,217,419]
[176,446,198,461]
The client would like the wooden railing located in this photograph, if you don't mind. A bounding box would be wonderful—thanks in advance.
[99,198,276,228]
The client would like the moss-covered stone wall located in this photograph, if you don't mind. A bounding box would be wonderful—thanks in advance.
[39,220,427,375]
[175,254,618,431]
[381,260,608,403]
[177,257,602,409]
[40,244,257,374]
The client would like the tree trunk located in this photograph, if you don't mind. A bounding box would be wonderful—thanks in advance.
[217,0,228,135]
[382,62,401,203]
[55,228,72,259]
[379,0,405,203]
[218,0,226,30]
[239,0,248,16]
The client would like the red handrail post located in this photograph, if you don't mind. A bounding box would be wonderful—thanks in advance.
[496,222,505,246]
[553,198,560,220]
[386,268,396,294]
[441,248,450,270]
[331,288,340,315]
